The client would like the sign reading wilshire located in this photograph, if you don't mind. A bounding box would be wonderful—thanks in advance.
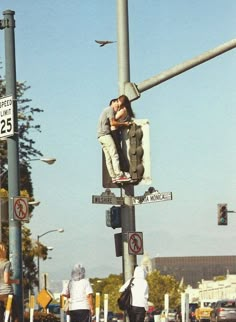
[92,189,123,205]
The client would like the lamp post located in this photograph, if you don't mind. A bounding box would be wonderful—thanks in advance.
[29,157,56,165]
[37,228,64,292]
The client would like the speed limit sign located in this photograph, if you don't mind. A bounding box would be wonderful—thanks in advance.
[0,95,14,138]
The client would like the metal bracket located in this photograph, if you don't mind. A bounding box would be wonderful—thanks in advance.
[0,18,15,29]
[124,82,141,102]
[0,19,4,29]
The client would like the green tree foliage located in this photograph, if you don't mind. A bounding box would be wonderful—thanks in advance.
[0,79,44,171]
[90,274,123,312]
[90,271,184,313]
[0,74,47,293]
[147,270,183,309]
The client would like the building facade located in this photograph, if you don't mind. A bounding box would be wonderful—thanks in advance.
[152,256,236,287]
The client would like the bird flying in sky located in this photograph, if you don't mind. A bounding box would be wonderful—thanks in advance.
[95,40,116,47]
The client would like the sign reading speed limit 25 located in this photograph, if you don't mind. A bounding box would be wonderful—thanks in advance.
[0,95,14,139]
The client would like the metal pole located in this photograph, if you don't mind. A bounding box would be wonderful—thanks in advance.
[3,9,23,322]
[37,235,40,293]
[37,229,64,293]
[117,0,137,284]
[125,38,236,101]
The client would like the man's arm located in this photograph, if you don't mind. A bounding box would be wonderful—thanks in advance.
[110,118,131,127]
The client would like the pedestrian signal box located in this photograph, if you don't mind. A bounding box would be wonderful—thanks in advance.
[106,206,121,229]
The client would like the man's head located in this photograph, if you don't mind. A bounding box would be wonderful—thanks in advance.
[109,98,119,112]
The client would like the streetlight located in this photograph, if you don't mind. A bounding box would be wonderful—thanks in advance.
[29,157,56,165]
[37,228,64,292]
[28,200,40,207]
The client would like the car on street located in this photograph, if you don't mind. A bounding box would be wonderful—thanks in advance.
[195,300,216,322]
[210,299,236,322]
[100,311,118,321]
[48,303,61,318]
[161,309,178,322]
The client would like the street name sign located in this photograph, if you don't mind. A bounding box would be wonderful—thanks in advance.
[132,191,172,205]
[0,95,14,138]
[92,188,172,206]
[92,189,123,205]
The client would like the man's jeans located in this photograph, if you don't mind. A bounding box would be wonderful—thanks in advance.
[98,134,122,179]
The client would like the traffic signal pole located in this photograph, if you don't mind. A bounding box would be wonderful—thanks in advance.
[115,1,236,284]
[1,10,23,321]
[117,0,137,282]
[125,38,236,101]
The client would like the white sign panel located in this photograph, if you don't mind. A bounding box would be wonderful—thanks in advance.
[128,232,143,255]
[132,191,172,205]
[0,95,14,138]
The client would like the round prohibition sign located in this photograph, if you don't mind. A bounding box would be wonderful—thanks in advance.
[14,198,28,220]
[128,232,143,255]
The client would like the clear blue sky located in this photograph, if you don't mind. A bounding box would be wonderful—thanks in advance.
[0,1,236,290]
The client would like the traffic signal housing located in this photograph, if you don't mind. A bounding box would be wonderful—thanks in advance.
[217,203,228,225]
[106,206,121,229]
[128,119,151,185]
[102,118,151,188]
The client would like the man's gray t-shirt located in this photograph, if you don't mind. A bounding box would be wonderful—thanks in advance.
[97,106,114,138]
[0,260,13,294]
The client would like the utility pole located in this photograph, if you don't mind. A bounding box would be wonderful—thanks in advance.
[1,10,23,321]
[117,0,137,283]
[115,1,236,285]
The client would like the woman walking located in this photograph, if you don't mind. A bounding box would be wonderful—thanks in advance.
[62,263,94,322]
[0,242,19,322]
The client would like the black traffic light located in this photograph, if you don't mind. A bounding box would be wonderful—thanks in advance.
[217,203,228,225]
[128,123,144,183]
[106,206,121,229]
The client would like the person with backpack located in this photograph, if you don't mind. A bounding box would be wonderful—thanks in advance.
[119,266,149,322]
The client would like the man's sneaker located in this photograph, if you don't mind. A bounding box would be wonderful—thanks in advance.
[116,175,131,182]
[112,177,117,183]
[124,172,131,179]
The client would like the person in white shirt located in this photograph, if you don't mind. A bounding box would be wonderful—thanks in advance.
[0,243,19,322]
[62,263,94,322]
[119,266,149,322]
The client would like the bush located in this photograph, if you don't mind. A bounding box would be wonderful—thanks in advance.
[24,311,60,322]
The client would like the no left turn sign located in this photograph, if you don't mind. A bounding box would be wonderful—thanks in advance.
[128,232,143,255]
[13,197,29,221]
